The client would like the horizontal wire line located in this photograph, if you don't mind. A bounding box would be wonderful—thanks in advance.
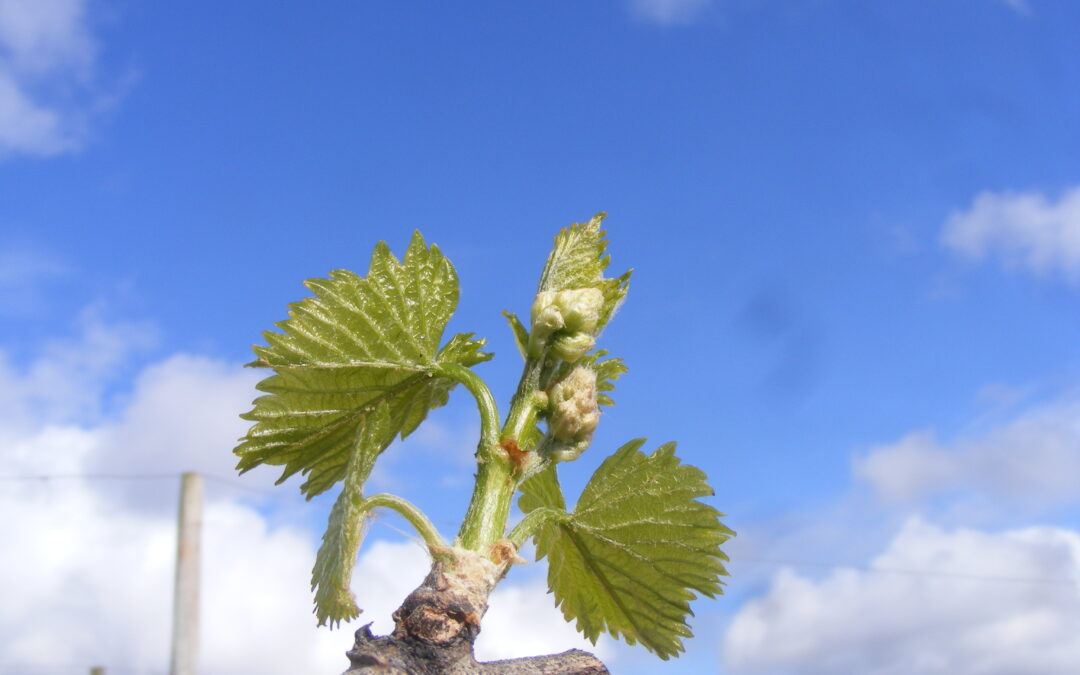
[200,472,301,499]
[0,666,164,674]
[0,471,303,500]
[2,473,1078,586]
[0,472,178,481]
[737,556,1080,585]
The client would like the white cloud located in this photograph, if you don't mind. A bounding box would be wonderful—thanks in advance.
[0,306,155,432]
[0,332,343,673]
[629,0,712,25]
[0,315,610,672]
[0,0,108,157]
[1000,0,1031,14]
[0,458,347,674]
[855,430,957,502]
[0,243,71,316]
[478,575,615,663]
[941,185,1080,282]
[724,518,1080,675]
[0,437,609,672]
[854,398,1080,509]
[90,353,269,509]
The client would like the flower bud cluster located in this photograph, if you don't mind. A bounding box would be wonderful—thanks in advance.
[544,366,600,462]
[527,288,604,361]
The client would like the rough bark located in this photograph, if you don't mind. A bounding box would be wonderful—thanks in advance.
[340,547,609,675]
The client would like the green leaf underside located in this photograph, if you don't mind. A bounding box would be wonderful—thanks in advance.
[537,214,632,334]
[519,439,733,659]
[311,402,392,627]
[518,463,565,514]
[235,231,492,498]
[502,310,530,360]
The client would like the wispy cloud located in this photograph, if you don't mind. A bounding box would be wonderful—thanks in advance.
[724,518,1080,674]
[941,185,1080,283]
[0,243,71,315]
[0,306,156,430]
[628,0,712,25]
[724,383,1080,674]
[854,397,1080,511]
[1001,0,1031,15]
[0,0,115,158]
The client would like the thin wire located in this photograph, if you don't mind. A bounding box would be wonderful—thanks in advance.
[738,556,1080,586]
[0,472,177,481]
[2,472,1078,587]
[201,472,301,499]
[0,471,303,501]
[0,667,165,674]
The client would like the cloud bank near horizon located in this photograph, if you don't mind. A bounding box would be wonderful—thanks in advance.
[0,311,611,673]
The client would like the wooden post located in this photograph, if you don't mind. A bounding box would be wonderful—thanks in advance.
[90,668,105,675]
[170,472,202,675]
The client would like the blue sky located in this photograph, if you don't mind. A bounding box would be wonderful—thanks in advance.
[3,1,1080,673]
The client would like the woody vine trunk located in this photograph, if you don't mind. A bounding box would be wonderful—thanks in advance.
[339,548,608,674]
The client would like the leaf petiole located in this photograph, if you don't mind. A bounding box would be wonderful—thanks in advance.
[435,362,500,453]
[507,506,567,549]
[360,493,447,552]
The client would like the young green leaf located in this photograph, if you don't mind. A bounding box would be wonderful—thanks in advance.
[310,401,392,627]
[234,231,492,498]
[518,439,733,660]
[536,213,632,335]
[518,462,565,515]
[502,310,530,360]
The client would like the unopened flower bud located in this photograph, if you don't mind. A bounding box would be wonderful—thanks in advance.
[548,367,600,444]
[528,292,564,357]
[528,288,604,358]
[548,437,591,463]
[531,292,565,334]
[551,332,595,362]
[555,288,604,334]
